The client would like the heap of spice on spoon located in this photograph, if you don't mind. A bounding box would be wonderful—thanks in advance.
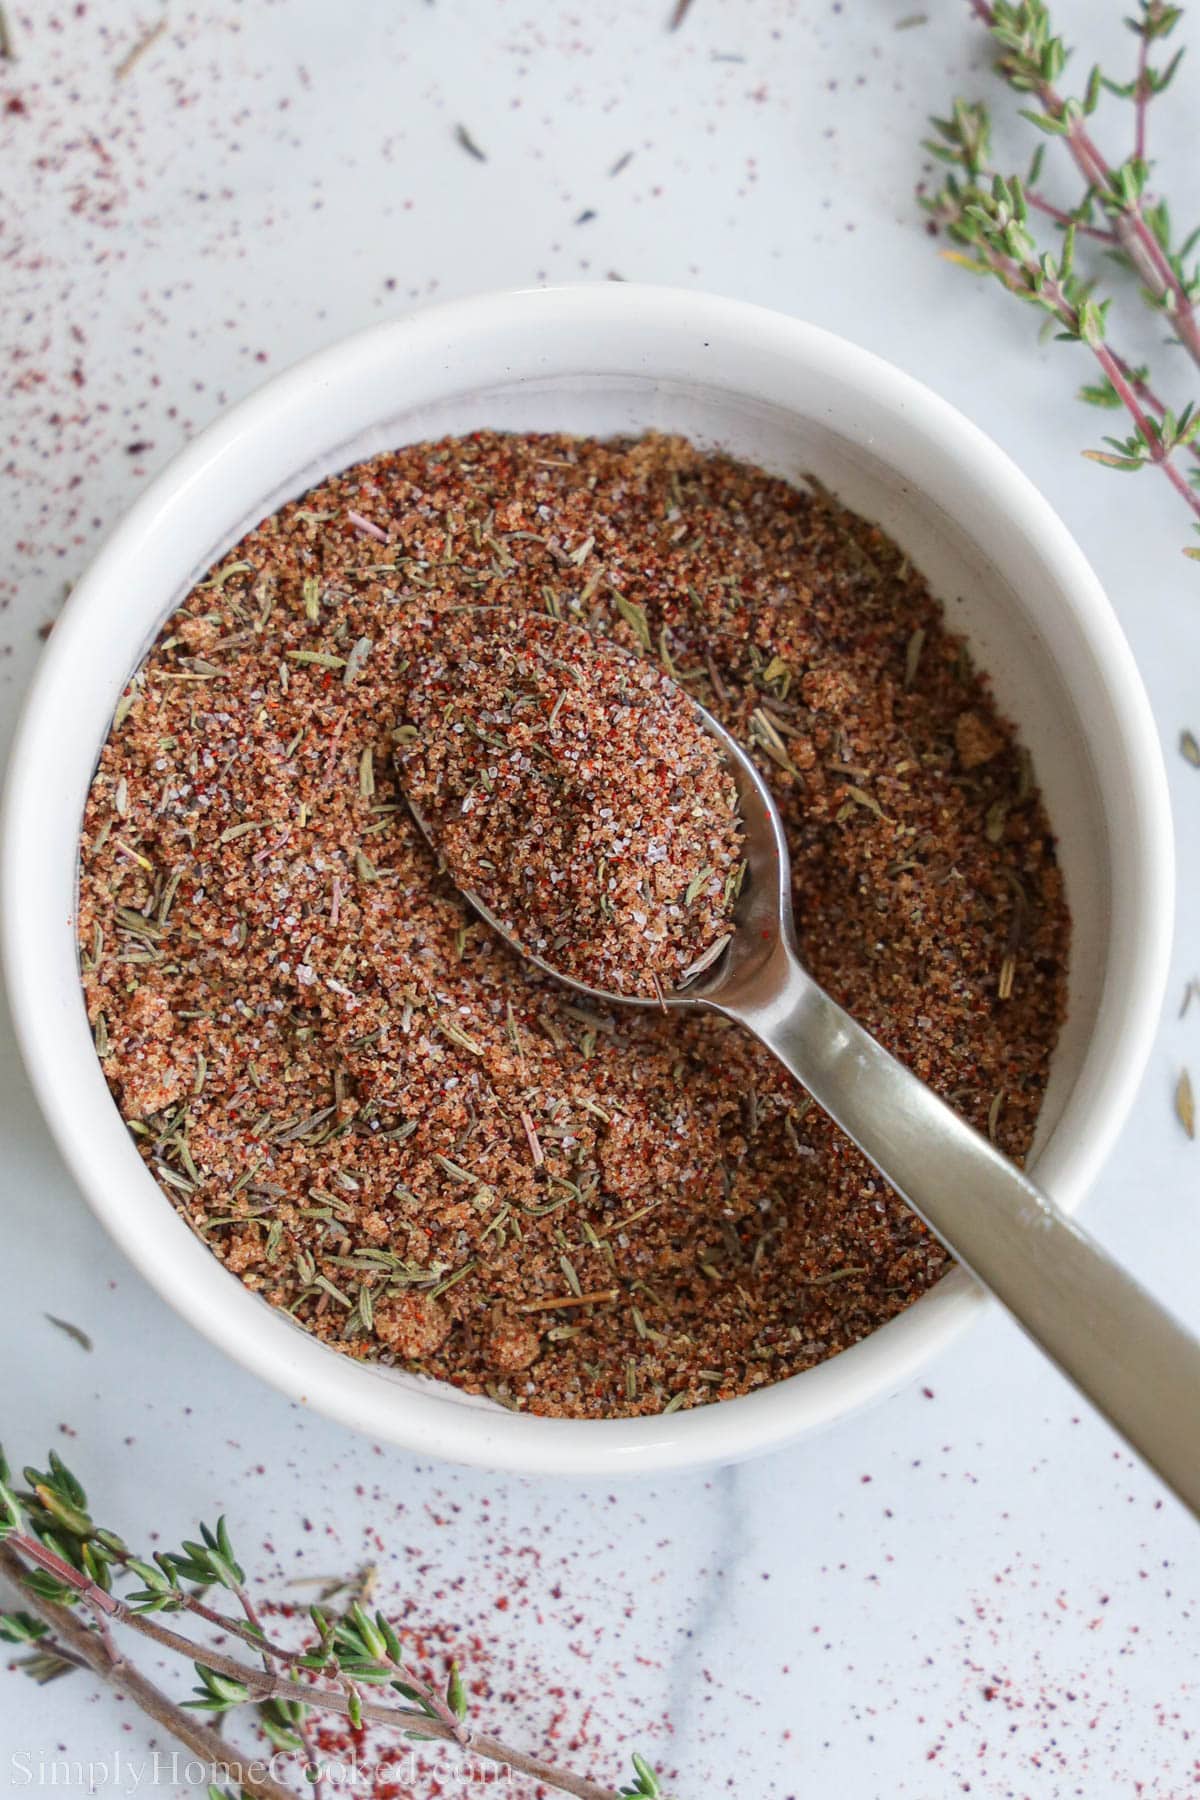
[395,608,745,1000]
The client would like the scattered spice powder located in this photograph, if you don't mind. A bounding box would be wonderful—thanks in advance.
[395,608,743,998]
[77,431,1070,1420]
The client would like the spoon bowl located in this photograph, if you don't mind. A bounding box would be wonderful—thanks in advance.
[406,694,793,1014]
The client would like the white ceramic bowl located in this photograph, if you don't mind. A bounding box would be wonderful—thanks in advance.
[0,285,1173,1475]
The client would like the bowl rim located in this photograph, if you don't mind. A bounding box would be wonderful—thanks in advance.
[0,282,1174,1475]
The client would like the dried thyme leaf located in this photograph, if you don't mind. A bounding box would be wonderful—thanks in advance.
[679,933,731,984]
[997,953,1017,1002]
[749,706,801,777]
[113,19,167,81]
[454,122,487,161]
[198,560,252,592]
[343,636,373,687]
[684,865,714,905]
[903,627,926,689]
[430,1259,477,1299]
[439,1018,485,1057]
[611,590,652,650]
[984,798,1009,844]
[1176,1068,1195,1140]
[287,650,346,671]
[987,1089,1005,1144]
[312,1273,354,1309]
[44,1315,93,1353]
[113,674,144,729]
[1181,729,1200,768]
[157,867,184,925]
[434,1153,476,1184]
[842,785,886,820]
[358,1284,374,1333]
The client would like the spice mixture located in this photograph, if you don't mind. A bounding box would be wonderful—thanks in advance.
[394,608,743,998]
[77,431,1070,1419]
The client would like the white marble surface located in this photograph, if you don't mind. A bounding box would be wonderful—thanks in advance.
[2,2,1199,1794]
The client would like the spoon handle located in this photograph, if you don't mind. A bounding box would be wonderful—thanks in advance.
[733,949,1200,1521]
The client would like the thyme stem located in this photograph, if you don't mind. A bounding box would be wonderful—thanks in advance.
[0,1545,296,1800]
[0,1528,627,1800]
[233,1579,327,1800]
[1092,341,1200,514]
[968,0,1200,369]
[1022,188,1114,240]
[930,207,1200,523]
[925,5,1200,555]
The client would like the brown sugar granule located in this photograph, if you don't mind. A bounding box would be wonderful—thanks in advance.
[955,709,1007,771]
[373,1292,451,1359]
[77,431,1070,1420]
[395,608,743,997]
[481,1306,544,1374]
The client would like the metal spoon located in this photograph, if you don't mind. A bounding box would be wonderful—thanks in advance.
[407,699,1200,1518]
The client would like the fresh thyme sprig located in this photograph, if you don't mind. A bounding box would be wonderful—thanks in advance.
[0,1446,663,1800]
[923,1,1200,557]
